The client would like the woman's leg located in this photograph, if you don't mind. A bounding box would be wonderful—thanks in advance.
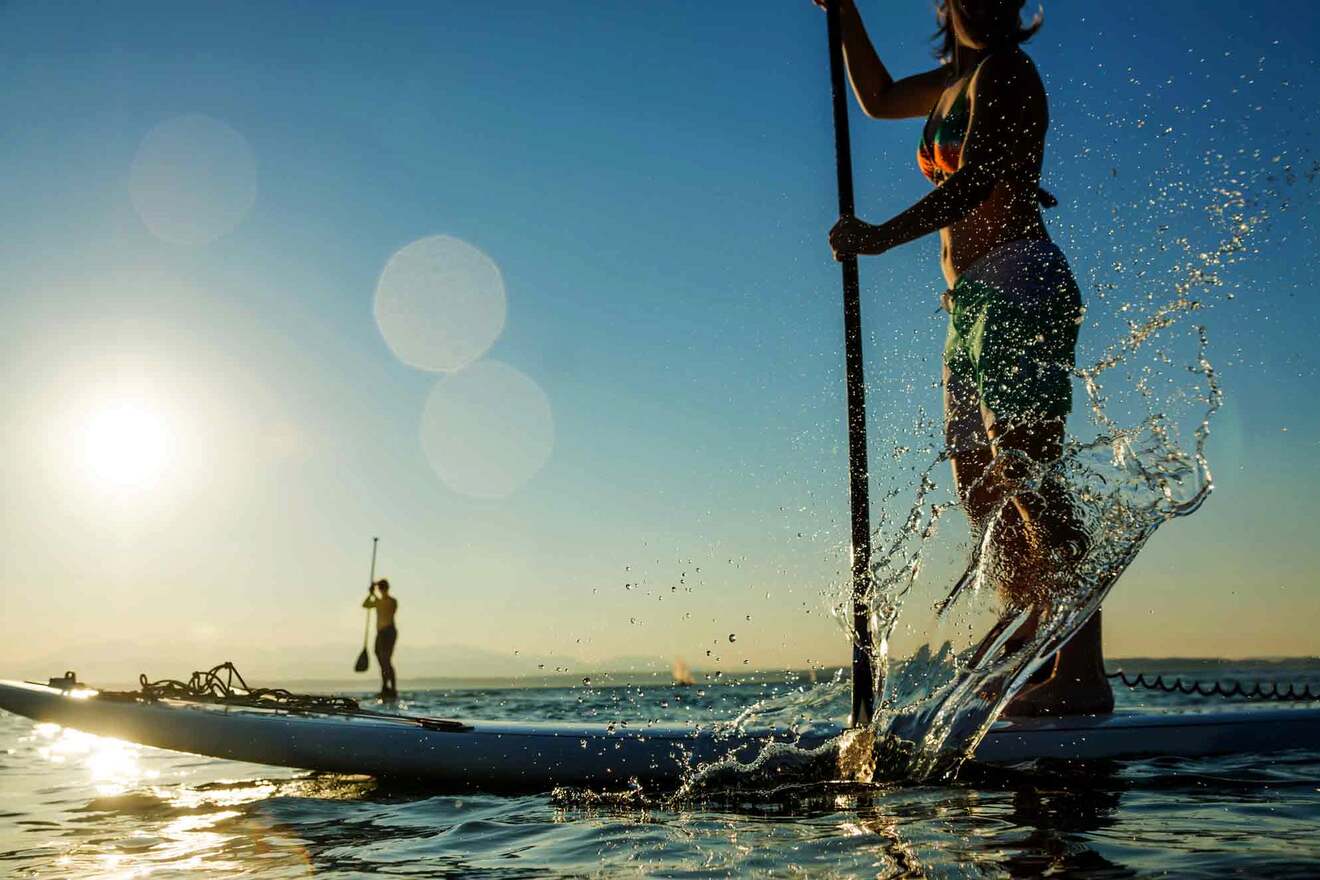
[947,243,1109,714]
[945,364,996,529]
[382,629,398,693]
[986,416,1112,715]
[982,417,1072,607]
[940,357,1052,620]
[374,632,391,693]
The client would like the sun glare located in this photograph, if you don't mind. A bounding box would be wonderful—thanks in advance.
[81,402,174,489]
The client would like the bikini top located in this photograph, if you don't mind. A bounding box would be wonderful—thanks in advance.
[917,57,1058,207]
[917,73,972,185]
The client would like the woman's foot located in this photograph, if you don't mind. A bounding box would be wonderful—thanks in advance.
[1004,612,1113,717]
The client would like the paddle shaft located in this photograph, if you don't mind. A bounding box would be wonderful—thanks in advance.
[364,537,379,648]
[825,0,875,728]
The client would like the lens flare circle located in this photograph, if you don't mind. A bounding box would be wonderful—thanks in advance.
[374,235,507,373]
[129,114,258,245]
[420,360,553,498]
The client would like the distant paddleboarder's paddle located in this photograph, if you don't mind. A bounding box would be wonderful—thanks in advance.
[824,0,876,727]
[354,537,379,673]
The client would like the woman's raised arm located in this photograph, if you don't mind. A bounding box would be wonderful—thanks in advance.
[816,0,948,119]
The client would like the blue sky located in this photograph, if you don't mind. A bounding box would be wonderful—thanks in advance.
[0,1,1316,680]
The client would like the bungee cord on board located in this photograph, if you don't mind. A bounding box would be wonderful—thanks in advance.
[1106,669,1320,703]
[97,662,362,714]
[84,662,474,731]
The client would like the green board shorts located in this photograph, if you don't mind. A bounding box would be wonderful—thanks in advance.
[944,238,1083,430]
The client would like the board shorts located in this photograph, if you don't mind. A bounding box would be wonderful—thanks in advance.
[375,625,398,658]
[943,238,1083,432]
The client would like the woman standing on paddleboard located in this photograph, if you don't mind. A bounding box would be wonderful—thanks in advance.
[816,0,1110,715]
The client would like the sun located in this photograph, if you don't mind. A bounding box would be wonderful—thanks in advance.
[81,402,174,489]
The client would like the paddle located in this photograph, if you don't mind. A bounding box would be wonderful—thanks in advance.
[354,537,379,673]
[823,0,876,727]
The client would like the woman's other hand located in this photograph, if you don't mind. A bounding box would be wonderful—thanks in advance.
[829,214,878,260]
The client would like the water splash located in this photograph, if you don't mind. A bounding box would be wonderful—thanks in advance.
[661,140,1304,795]
[853,170,1266,781]
[876,330,1220,780]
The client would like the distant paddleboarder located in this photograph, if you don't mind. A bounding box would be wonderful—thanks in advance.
[363,579,399,698]
[817,0,1111,716]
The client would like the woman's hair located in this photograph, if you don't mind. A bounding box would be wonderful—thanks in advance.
[933,0,1043,63]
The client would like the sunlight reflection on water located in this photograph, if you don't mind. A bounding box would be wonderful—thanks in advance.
[2,682,1319,877]
[12,721,316,878]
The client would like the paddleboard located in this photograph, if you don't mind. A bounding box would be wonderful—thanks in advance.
[2,679,1317,790]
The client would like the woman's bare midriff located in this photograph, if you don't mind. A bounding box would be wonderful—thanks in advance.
[940,181,1050,287]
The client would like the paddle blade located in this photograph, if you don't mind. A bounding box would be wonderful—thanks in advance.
[354,648,370,673]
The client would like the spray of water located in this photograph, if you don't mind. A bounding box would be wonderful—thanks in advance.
[668,146,1299,796]
[853,175,1259,781]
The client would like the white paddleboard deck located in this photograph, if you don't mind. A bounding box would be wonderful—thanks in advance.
[2,680,1317,790]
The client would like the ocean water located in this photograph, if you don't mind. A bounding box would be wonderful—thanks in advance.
[2,662,1319,878]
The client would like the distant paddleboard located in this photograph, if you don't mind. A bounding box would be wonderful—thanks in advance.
[1,680,1316,791]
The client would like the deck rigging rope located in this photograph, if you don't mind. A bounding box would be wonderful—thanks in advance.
[104,662,362,714]
[93,662,474,731]
[1106,669,1320,702]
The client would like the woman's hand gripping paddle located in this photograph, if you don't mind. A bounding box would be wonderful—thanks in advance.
[354,537,379,673]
